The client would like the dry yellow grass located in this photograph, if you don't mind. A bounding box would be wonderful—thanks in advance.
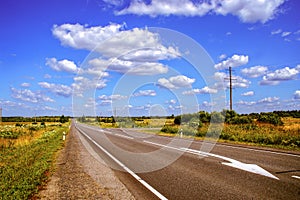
[0,122,61,147]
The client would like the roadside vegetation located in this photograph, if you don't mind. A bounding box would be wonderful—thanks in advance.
[79,110,300,149]
[0,115,69,199]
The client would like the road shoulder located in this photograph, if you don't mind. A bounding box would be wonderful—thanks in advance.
[38,125,135,199]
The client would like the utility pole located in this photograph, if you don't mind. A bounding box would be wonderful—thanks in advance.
[225,67,236,111]
[0,107,2,124]
[229,67,233,111]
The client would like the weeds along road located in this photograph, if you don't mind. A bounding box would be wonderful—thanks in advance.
[74,122,300,200]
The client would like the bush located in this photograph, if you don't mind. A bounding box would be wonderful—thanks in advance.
[230,116,253,124]
[161,125,178,134]
[258,113,283,126]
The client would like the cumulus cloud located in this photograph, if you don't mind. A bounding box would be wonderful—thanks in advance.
[258,96,279,103]
[241,66,268,78]
[260,66,300,85]
[214,0,286,23]
[133,90,156,97]
[236,100,256,106]
[214,72,251,89]
[294,90,300,100]
[46,57,78,73]
[117,0,214,17]
[157,75,195,89]
[98,94,127,100]
[214,54,249,70]
[53,23,180,76]
[38,82,73,97]
[182,86,217,95]
[89,57,168,76]
[11,87,54,103]
[116,0,286,23]
[52,23,124,50]
[72,76,107,97]
[241,91,254,96]
[52,23,180,60]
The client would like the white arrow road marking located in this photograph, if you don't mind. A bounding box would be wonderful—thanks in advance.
[181,148,279,180]
[292,175,300,180]
[143,141,279,180]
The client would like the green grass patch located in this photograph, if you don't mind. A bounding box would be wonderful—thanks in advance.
[0,125,68,199]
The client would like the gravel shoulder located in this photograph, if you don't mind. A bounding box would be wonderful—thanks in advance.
[38,125,135,199]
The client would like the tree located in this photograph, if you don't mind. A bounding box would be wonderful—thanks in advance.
[59,115,68,123]
[174,115,181,125]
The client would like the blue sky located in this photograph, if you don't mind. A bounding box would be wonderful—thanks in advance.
[1,0,300,117]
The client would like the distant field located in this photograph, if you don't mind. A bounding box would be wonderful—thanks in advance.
[84,115,300,150]
[0,121,69,199]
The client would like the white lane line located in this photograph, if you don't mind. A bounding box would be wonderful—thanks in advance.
[292,175,300,180]
[115,133,134,140]
[214,143,300,158]
[137,129,300,158]
[76,126,168,200]
[143,140,279,180]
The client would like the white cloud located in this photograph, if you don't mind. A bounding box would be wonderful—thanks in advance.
[260,66,300,85]
[214,72,251,89]
[11,87,54,103]
[98,94,127,101]
[52,23,181,77]
[116,0,286,23]
[166,99,177,105]
[241,65,268,78]
[258,96,279,103]
[281,31,291,37]
[236,100,256,106]
[44,74,52,79]
[182,86,217,95]
[271,29,282,35]
[294,90,300,99]
[121,46,180,62]
[214,0,286,23]
[219,54,227,60]
[90,57,168,75]
[116,0,214,17]
[202,101,216,107]
[72,76,107,97]
[52,23,124,51]
[157,75,195,89]
[21,82,30,87]
[133,90,156,97]
[53,23,180,60]
[46,57,78,73]
[214,54,249,70]
[241,91,254,96]
[38,82,73,97]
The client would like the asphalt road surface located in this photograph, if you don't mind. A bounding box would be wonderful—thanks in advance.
[74,122,300,200]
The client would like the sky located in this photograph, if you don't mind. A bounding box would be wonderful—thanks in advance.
[0,0,300,117]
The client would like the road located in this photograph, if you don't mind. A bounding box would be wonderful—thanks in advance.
[74,122,300,200]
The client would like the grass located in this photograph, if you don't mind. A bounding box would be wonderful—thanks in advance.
[0,122,69,199]
[90,117,300,150]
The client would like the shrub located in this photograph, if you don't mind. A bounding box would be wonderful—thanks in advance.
[230,116,253,124]
[258,113,283,126]
[161,125,178,134]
